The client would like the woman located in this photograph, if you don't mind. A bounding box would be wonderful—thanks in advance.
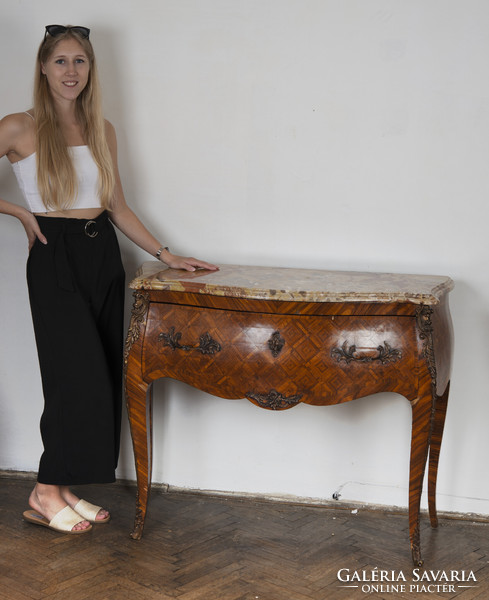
[0,25,218,534]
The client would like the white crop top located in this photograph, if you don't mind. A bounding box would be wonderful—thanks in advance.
[11,146,102,213]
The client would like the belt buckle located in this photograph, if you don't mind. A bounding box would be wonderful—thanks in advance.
[84,220,98,238]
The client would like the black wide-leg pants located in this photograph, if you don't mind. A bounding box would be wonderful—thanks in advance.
[26,211,125,485]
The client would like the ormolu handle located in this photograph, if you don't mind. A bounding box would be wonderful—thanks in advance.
[158,327,221,355]
[331,341,402,364]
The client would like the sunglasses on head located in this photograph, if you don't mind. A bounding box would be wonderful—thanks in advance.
[44,25,90,40]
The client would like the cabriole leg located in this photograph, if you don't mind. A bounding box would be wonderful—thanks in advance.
[409,391,433,566]
[428,382,450,528]
[126,377,153,540]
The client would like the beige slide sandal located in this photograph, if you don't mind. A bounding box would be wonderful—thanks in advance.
[74,499,110,524]
[23,506,92,534]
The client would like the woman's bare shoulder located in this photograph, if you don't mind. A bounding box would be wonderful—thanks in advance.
[0,112,36,160]
[104,118,116,138]
[104,119,118,153]
[1,111,34,131]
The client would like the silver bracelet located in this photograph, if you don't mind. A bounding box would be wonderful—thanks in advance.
[155,246,169,259]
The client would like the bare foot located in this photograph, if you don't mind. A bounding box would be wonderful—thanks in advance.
[60,486,110,522]
[29,484,91,532]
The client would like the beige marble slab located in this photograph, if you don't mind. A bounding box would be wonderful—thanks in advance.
[129,262,454,304]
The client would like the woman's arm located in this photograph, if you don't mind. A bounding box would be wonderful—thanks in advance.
[106,121,218,272]
[0,197,47,251]
[0,114,48,250]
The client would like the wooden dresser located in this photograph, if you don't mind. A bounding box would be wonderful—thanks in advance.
[124,262,454,566]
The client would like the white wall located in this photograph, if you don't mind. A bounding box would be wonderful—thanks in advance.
[1,1,488,515]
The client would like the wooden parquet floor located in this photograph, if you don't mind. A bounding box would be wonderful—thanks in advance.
[1,477,489,600]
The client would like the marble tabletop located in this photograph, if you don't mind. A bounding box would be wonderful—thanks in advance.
[129,262,453,305]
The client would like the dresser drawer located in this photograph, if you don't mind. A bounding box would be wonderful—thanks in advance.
[142,303,419,408]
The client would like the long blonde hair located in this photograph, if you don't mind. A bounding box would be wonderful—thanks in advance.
[34,28,115,210]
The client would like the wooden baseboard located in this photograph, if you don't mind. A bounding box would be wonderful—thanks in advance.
[2,469,487,523]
